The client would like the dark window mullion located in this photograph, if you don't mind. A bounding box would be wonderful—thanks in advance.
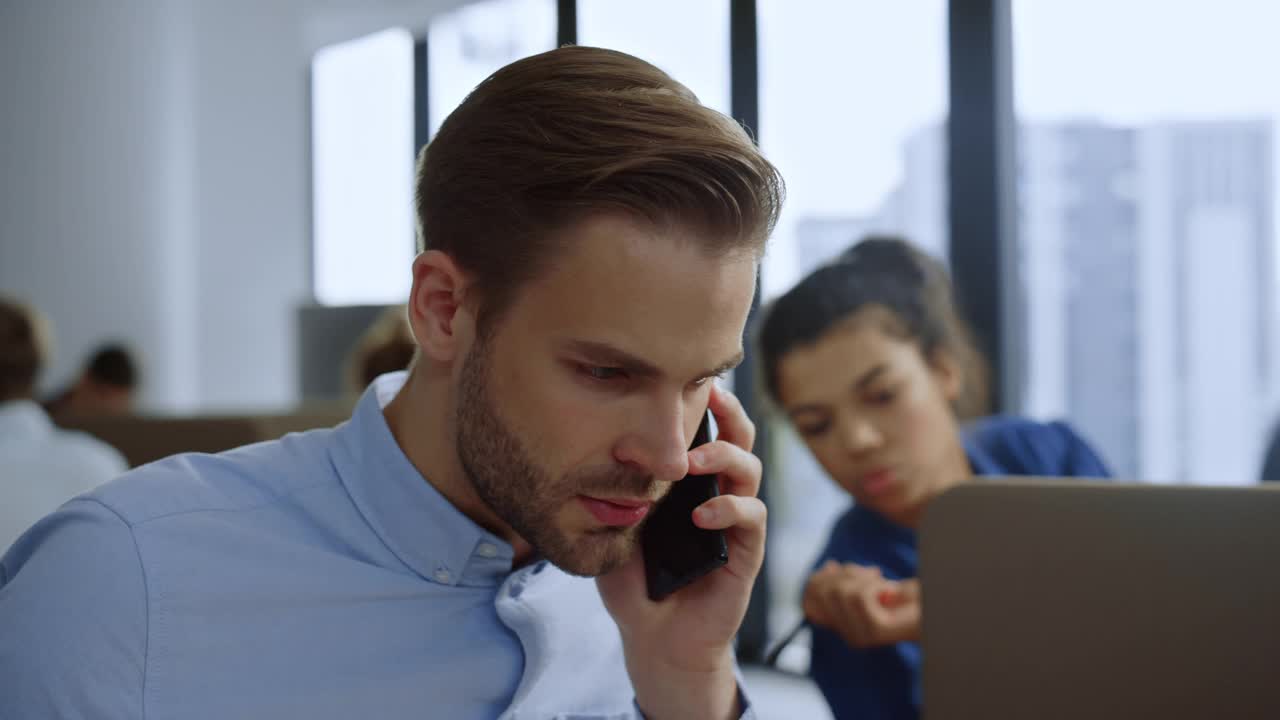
[947,0,1021,413]
[557,0,577,46]
[730,0,770,665]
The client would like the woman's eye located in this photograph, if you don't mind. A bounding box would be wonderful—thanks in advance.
[867,389,896,406]
[798,421,831,437]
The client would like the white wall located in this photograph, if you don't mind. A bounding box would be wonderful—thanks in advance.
[0,0,465,412]
[187,0,311,412]
[0,0,195,409]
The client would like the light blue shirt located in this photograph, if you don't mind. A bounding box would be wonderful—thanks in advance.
[1,373,749,719]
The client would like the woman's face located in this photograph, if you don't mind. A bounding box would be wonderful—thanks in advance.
[776,308,969,526]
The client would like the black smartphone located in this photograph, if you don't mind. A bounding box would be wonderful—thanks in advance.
[642,409,730,602]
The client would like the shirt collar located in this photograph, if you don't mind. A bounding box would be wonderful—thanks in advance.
[963,428,1003,476]
[329,372,515,587]
[0,400,54,444]
[849,503,917,545]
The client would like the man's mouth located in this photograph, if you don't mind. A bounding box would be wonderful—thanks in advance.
[578,495,653,527]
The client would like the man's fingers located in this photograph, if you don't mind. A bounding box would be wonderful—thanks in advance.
[707,384,756,452]
[692,494,765,532]
[692,494,765,579]
[688,440,762,500]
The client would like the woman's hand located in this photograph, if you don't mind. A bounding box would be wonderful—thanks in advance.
[803,560,922,649]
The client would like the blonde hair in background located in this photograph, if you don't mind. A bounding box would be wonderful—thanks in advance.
[0,296,52,401]
[346,305,417,394]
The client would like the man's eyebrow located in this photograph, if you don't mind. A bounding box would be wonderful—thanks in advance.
[704,350,745,379]
[560,340,663,378]
[560,341,744,380]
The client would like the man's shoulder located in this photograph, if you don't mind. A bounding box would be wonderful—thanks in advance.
[86,426,342,527]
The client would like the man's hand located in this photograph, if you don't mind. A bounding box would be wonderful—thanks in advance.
[596,384,765,720]
[802,561,922,649]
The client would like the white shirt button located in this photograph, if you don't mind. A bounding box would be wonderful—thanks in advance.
[433,569,452,584]
[477,543,499,558]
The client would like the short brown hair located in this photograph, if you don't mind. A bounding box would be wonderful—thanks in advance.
[415,45,784,327]
[0,297,47,402]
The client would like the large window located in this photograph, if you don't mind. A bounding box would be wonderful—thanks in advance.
[311,28,415,306]
[1014,0,1280,485]
[310,0,557,307]
[428,0,557,136]
[759,1,949,300]
[756,0,949,667]
[578,0,730,116]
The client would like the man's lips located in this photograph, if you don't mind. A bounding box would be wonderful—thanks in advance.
[578,496,653,527]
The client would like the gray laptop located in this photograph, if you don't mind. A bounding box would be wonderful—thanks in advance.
[920,480,1280,719]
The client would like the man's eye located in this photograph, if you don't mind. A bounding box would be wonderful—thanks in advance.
[582,365,626,381]
[692,372,725,389]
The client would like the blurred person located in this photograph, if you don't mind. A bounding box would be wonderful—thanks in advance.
[44,342,139,417]
[0,297,127,552]
[0,47,783,719]
[757,237,1111,720]
[347,305,417,394]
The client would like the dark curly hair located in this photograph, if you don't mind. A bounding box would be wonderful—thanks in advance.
[757,236,989,419]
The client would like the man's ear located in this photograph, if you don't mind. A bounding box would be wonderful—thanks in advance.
[407,250,475,364]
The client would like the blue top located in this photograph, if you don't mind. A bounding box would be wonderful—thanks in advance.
[0,373,752,719]
[808,416,1111,720]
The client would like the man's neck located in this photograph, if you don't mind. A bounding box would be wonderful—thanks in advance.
[381,370,535,562]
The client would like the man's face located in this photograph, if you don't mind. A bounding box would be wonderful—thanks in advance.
[454,214,757,577]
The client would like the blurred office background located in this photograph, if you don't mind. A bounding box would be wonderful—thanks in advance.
[4,2,1278,712]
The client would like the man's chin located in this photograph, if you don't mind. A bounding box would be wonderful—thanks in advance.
[542,527,639,578]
